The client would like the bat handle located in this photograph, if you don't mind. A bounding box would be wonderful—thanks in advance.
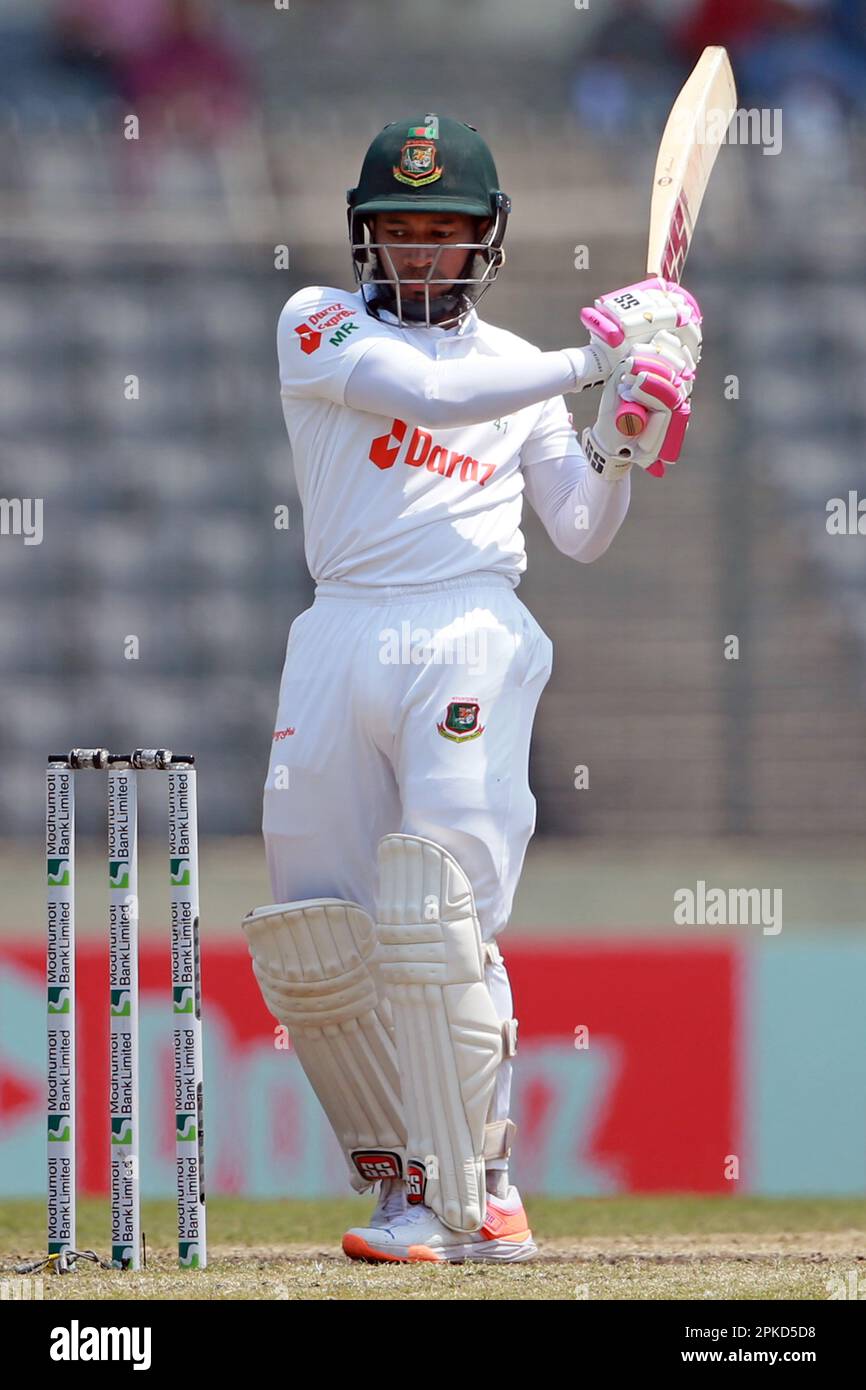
[615,399,649,437]
[613,398,665,476]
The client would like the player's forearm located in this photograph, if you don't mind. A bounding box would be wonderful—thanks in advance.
[343,340,603,428]
[526,454,630,563]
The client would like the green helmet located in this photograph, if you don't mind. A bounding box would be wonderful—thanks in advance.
[347,114,511,328]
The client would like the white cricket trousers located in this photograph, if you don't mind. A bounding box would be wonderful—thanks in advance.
[262,571,553,1158]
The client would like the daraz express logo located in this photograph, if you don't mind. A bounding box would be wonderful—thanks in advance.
[369,418,496,487]
[294,302,355,355]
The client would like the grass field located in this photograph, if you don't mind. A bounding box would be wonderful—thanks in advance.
[2,1196,864,1300]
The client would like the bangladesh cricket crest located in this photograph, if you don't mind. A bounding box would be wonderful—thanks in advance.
[393,138,443,187]
[437,698,484,743]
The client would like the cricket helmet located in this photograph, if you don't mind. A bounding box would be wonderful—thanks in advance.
[347,114,511,328]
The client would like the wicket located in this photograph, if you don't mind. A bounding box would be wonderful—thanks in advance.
[46,748,206,1271]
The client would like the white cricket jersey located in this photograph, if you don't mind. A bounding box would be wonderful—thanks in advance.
[277,285,629,586]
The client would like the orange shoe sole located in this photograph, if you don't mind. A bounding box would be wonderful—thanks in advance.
[342,1233,444,1263]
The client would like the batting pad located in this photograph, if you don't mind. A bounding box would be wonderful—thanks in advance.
[376,835,516,1232]
[242,899,407,1193]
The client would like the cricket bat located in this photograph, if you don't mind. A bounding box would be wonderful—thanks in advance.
[616,46,737,441]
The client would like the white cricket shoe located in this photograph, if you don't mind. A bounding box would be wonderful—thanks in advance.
[368,1177,408,1228]
[342,1185,537,1263]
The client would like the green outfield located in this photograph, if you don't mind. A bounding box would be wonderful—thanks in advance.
[2,1197,863,1300]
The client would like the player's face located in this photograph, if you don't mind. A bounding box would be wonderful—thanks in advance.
[372,212,490,304]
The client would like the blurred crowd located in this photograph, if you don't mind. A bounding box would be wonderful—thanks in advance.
[572,0,866,136]
[1,0,865,139]
[0,0,255,135]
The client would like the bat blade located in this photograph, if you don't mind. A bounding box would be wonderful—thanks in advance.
[616,46,737,441]
[646,45,737,282]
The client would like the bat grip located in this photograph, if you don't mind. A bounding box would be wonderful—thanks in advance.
[613,397,665,476]
[615,399,649,437]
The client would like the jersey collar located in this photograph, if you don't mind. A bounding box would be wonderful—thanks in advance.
[361,285,479,339]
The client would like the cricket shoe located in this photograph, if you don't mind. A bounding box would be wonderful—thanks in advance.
[342,1185,537,1263]
[368,1177,408,1228]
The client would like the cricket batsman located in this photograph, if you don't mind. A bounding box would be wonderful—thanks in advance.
[242,114,702,1262]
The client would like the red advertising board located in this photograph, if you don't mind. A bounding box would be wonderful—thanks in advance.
[1,940,739,1195]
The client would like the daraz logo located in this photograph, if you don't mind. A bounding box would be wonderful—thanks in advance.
[294,323,322,355]
[294,302,354,354]
[369,418,496,486]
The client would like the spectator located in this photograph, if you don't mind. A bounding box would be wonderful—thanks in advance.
[62,0,251,138]
[569,0,677,137]
[677,0,866,113]
[124,0,249,138]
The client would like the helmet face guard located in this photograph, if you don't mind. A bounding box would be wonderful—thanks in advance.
[347,195,510,329]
